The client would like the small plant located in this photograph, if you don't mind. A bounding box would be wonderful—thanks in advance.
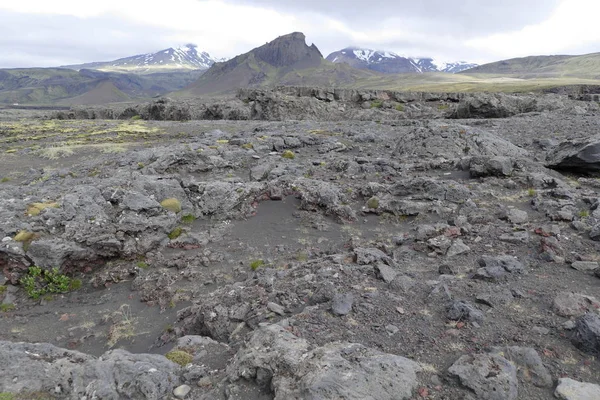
[216,139,229,144]
[371,100,384,109]
[14,230,36,242]
[26,202,59,216]
[241,143,254,150]
[137,162,145,169]
[160,198,182,213]
[19,266,76,299]
[165,350,193,366]
[168,227,183,240]
[0,392,15,400]
[282,150,295,159]
[0,285,6,294]
[0,177,11,183]
[579,210,590,218]
[0,303,15,312]
[438,104,450,110]
[130,115,142,120]
[296,252,308,262]
[367,197,380,209]
[250,259,265,271]
[527,188,537,197]
[395,104,405,112]
[181,214,196,224]
[69,279,82,291]
[136,261,149,269]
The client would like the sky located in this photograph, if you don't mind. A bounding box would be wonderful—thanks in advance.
[0,0,599,68]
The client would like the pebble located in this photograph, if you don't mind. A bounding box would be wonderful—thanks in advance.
[173,384,191,399]
[267,302,286,316]
[331,293,354,316]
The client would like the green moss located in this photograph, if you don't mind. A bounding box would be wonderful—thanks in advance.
[395,104,405,112]
[241,143,254,150]
[437,104,450,110]
[137,162,145,169]
[0,286,5,294]
[160,198,182,213]
[165,350,193,366]
[0,303,15,312]
[367,197,380,209]
[579,210,590,218]
[282,150,295,159]
[527,188,537,197]
[370,100,383,108]
[69,279,82,291]
[0,393,15,400]
[168,227,183,240]
[250,259,265,271]
[0,177,11,183]
[130,115,142,120]
[181,214,196,224]
[136,261,149,269]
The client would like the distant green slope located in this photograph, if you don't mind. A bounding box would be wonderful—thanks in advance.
[461,52,600,79]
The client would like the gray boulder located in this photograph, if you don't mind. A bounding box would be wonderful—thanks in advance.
[489,347,552,388]
[571,313,600,355]
[0,341,180,400]
[546,135,600,172]
[555,378,600,400]
[226,324,421,400]
[448,353,518,400]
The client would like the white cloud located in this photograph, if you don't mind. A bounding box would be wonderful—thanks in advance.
[466,0,600,59]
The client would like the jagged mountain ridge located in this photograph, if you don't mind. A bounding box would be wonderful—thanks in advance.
[63,44,224,73]
[326,48,478,74]
[182,32,377,96]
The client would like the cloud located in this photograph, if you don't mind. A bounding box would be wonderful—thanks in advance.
[0,0,592,68]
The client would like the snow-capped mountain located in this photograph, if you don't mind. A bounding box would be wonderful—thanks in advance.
[326,48,477,74]
[63,44,226,73]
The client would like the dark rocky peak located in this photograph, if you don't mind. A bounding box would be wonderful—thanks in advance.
[252,32,323,68]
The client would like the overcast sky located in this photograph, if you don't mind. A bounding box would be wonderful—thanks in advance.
[1,0,599,68]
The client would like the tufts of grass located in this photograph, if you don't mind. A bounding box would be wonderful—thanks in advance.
[160,198,182,213]
[527,188,537,197]
[250,259,265,271]
[165,350,193,366]
[395,104,405,112]
[370,100,384,108]
[26,202,59,217]
[578,210,590,218]
[181,214,196,224]
[1,177,11,183]
[0,285,5,294]
[38,145,76,160]
[168,227,183,240]
[136,261,149,269]
[282,150,295,159]
[367,197,380,209]
[437,104,450,110]
[130,115,142,121]
[241,143,254,150]
[107,304,136,348]
[19,266,76,299]
[0,303,15,313]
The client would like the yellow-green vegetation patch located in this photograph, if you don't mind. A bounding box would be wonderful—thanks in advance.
[367,197,380,209]
[5,149,17,154]
[216,139,229,144]
[14,230,36,242]
[241,143,254,149]
[0,303,14,313]
[0,393,15,400]
[165,350,193,366]
[136,261,149,269]
[160,198,182,213]
[250,259,265,271]
[371,100,384,108]
[38,145,76,160]
[0,177,11,183]
[395,104,405,112]
[527,188,537,197]
[0,285,6,294]
[168,227,183,240]
[282,150,295,159]
[309,129,342,136]
[26,202,59,216]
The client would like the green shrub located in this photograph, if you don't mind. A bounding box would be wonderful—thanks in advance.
[370,100,383,109]
[160,198,182,213]
[168,227,183,240]
[282,150,295,159]
[250,259,265,271]
[19,266,76,299]
[165,350,193,366]
[14,230,36,242]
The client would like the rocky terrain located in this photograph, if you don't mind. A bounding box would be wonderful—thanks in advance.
[1,89,600,399]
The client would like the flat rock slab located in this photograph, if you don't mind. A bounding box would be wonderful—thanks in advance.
[555,378,600,400]
[553,292,600,317]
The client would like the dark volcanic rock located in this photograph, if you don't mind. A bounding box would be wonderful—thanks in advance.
[546,135,600,172]
[571,313,600,355]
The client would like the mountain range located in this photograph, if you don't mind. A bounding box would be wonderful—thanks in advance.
[325,48,477,74]
[62,44,223,74]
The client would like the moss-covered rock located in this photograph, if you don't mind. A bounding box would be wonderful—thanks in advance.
[160,198,182,213]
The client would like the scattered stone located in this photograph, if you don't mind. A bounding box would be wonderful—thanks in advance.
[571,261,599,272]
[476,287,514,307]
[489,346,552,388]
[331,293,354,316]
[354,247,392,265]
[506,209,528,224]
[173,384,191,399]
[375,263,398,283]
[546,135,600,172]
[555,378,600,400]
[553,292,600,317]
[571,313,600,355]
[446,239,470,257]
[267,302,286,316]
[448,353,518,400]
[447,301,485,323]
